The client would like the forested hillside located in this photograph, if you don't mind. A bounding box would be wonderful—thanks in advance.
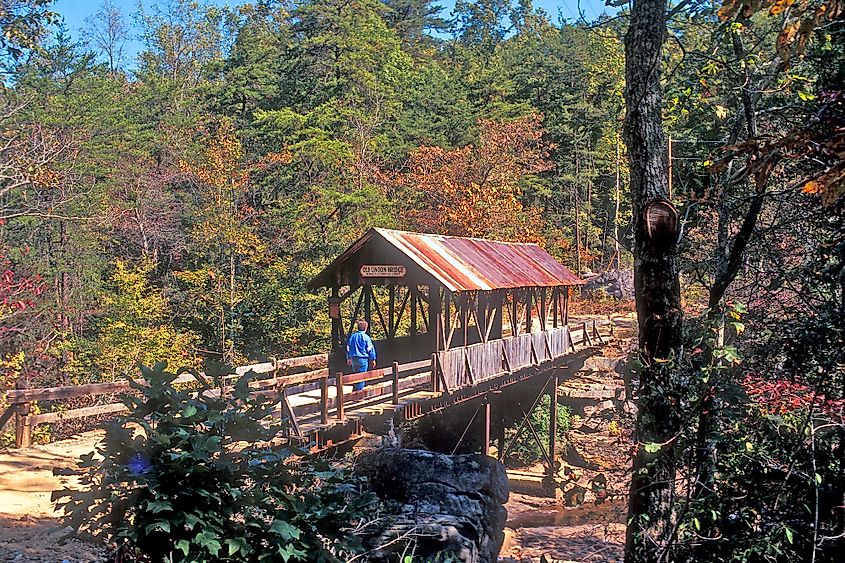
[0,0,630,388]
[0,0,843,559]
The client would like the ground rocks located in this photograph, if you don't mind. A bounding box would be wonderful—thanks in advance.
[356,448,509,562]
[583,270,634,300]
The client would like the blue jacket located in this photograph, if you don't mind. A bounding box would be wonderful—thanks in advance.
[346,330,376,361]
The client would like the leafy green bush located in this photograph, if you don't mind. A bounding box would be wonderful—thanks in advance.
[505,393,571,466]
[55,362,378,562]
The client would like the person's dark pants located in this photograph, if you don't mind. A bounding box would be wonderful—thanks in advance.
[350,357,368,392]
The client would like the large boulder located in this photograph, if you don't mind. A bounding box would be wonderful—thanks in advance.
[356,448,509,563]
[584,269,634,300]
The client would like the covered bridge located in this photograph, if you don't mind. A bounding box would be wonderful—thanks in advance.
[308,228,585,389]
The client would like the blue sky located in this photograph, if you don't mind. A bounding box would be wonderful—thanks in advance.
[53,0,617,65]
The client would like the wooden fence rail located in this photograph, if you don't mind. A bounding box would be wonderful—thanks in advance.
[2,320,610,449]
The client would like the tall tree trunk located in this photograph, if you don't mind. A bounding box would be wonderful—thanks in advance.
[695,28,767,500]
[574,149,582,276]
[623,0,684,560]
[615,133,622,270]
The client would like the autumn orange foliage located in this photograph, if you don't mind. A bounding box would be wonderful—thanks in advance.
[396,113,553,241]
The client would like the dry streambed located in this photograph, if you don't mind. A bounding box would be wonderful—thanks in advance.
[501,315,635,563]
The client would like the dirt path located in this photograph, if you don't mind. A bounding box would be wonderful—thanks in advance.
[0,430,106,562]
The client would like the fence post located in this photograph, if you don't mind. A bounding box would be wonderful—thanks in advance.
[15,401,31,449]
[392,361,400,405]
[14,380,31,449]
[483,397,491,457]
[320,375,329,425]
[335,372,345,420]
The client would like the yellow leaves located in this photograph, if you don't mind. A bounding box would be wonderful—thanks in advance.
[261,150,293,167]
[716,0,740,21]
[715,105,729,119]
[719,0,844,66]
[802,170,845,206]
[180,118,249,196]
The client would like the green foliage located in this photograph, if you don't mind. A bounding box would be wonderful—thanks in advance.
[55,361,378,562]
[94,260,198,380]
[505,394,571,466]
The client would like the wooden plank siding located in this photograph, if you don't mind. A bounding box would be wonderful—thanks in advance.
[503,334,534,371]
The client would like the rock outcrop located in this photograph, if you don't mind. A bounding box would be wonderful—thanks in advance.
[584,269,634,300]
[356,448,509,563]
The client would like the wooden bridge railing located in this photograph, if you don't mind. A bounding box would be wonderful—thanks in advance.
[2,320,609,448]
[0,353,326,448]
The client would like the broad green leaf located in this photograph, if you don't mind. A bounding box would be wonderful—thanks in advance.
[144,520,170,534]
[270,519,301,541]
[175,539,190,556]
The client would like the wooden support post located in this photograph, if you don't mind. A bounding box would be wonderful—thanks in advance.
[492,291,504,340]
[444,289,452,348]
[552,287,559,328]
[349,288,364,335]
[511,290,519,336]
[461,295,468,347]
[483,398,492,457]
[477,292,488,342]
[564,287,570,326]
[331,285,342,351]
[410,286,417,337]
[364,285,372,335]
[548,372,559,477]
[540,288,547,331]
[335,372,345,420]
[525,288,532,333]
[430,285,442,351]
[431,353,438,392]
[320,375,329,425]
[392,361,400,405]
[388,286,395,339]
[15,401,31,449]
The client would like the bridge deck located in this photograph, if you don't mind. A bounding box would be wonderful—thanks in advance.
[278,320,611,450]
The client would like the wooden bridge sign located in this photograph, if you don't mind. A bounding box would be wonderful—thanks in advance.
[360,264,406,278]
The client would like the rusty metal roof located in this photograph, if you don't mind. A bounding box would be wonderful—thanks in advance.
[308,228,584,292]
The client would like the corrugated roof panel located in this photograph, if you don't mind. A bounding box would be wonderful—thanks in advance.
[308,227,584,291]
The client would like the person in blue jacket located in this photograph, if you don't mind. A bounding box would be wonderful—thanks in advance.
[346,319,376,392]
